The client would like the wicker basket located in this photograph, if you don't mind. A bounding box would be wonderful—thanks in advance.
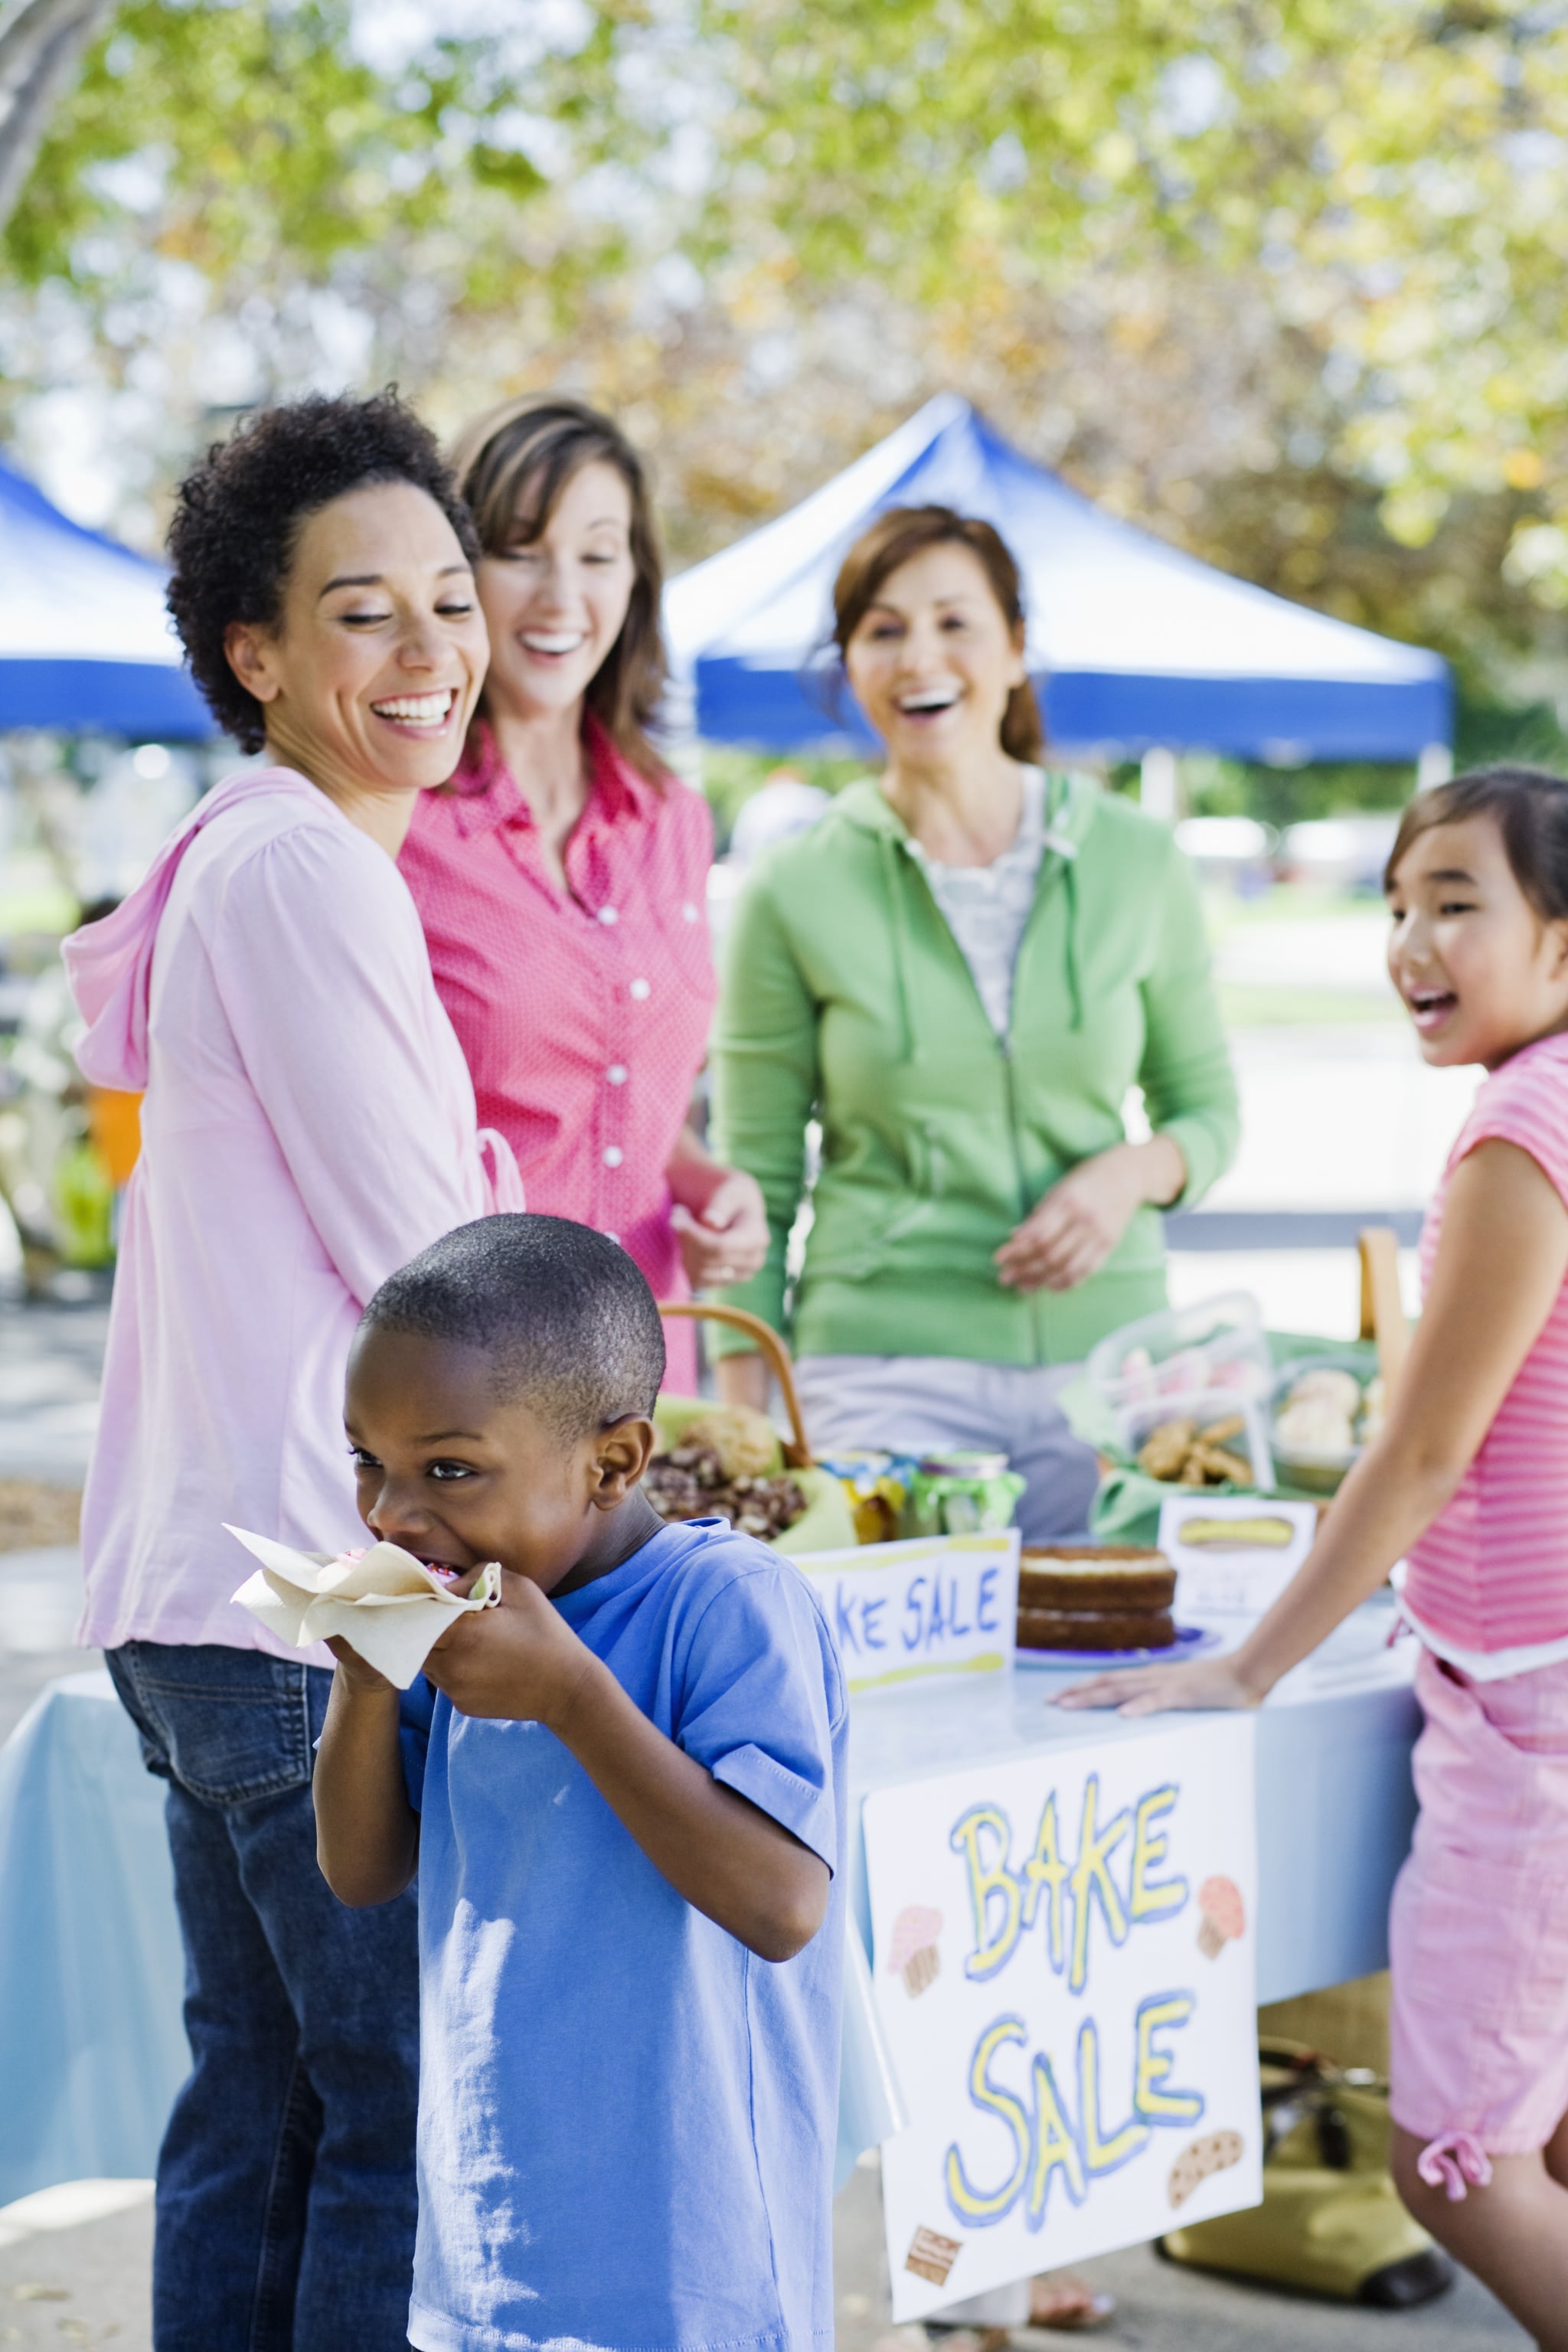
[654,1301,858,1551]
[656,1298,815,1468]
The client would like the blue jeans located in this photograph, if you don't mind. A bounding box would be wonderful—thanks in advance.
[107,1642,419,2352]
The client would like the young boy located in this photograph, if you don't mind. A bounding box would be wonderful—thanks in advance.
[313,1213,846,2352]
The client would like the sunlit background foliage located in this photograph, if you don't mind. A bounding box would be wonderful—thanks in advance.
[8,0,1568,806]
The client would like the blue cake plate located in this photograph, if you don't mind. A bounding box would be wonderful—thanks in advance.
[1013,1622,1222,1671]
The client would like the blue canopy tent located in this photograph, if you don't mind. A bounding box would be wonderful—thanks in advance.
[664,395,1452,767]
[0,456,211,737]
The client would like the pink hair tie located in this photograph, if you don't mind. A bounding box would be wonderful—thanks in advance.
[1416,2132,1493,2201]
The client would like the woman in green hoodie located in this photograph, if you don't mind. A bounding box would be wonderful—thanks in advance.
[710,505,1240,1544]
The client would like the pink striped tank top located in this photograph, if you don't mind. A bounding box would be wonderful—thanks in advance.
[1403,1031,1568,1653]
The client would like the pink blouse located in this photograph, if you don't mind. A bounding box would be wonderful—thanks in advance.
[64,768,522,1656]
[1404,1031,1568,1652]
[399,721,717,1389]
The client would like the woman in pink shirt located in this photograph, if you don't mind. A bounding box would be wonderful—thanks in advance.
[1064,765,1568,2347]
[64,394,521,2352]
[399,397,766,1390]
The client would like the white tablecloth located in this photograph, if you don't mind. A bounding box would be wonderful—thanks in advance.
[0,1602,1419,2207]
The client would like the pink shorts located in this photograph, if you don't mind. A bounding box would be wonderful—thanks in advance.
[1389,1648,1568,2192]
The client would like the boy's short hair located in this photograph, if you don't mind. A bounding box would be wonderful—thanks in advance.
[361,1214,667,1439]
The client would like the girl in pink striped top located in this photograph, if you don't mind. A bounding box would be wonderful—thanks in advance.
[1064,764,1568,2344]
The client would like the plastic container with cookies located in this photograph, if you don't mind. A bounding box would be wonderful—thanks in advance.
[1117,1387,1276,1496]
[1086,1292,1272,1416]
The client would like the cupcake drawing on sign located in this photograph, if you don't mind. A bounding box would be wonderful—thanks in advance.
[887,1904,944,1996]
[1197,1876,1246,1959]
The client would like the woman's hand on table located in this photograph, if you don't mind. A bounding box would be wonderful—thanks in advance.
[1054,1652,1265,1718]
[995,1136,1186,1293]
[671,1166,769,1290]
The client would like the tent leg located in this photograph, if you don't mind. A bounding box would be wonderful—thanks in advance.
[1416,743,1453,792]
[1140,746,1179,822]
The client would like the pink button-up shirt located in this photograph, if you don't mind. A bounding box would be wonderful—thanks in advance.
[64,769,522,1655]
[400,722,717,1387]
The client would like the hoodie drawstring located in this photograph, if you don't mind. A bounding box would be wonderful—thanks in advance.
[880,831,920,1063]
[1062,854,1082,1032]
[1043,776,1083,1033]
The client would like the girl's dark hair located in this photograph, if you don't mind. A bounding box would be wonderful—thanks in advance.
[451,395,668,786]
[831,505,1045,763]
[1386,763,1568,920]
[166,390,479,754]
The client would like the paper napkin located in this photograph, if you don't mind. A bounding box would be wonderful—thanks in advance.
[227,1525,501,1688]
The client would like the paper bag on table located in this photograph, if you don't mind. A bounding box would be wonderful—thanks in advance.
[227,1525,501,1688]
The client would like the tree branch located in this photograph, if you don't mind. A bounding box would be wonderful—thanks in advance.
[0,0,113,234]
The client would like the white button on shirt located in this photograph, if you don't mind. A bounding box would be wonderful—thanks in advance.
[606,1065,628,1086]
[597,906,619,926]
[629,978,651,1000]
[603,1145,624,1168]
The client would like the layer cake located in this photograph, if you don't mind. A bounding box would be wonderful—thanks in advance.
[1018,1544,1177,1652]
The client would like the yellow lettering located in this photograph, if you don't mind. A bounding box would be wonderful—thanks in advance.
[1076,2018,1149,2174]
[1026,2050,1086,2226]
[944,2018,1031,2222]
[1129,1785,1187,1922]
[951,1804,1022,1981]
[1134,1994,1204,2123]
[1067,1774,1130,1994]
[1019,1791,1070,1976]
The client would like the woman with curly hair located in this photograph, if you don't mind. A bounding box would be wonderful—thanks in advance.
[62,393,521,2352]
[398,397,767,1388]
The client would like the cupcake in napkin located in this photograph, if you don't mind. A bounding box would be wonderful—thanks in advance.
[228,1525,501,1688]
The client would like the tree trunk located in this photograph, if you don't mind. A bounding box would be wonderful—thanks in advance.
[0,0,115,234]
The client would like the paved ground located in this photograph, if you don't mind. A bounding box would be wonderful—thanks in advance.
[0,1543,89,1745]
[0,1292,106,1740]
[0,2180,153,2349]
[0,1295,105,1485]
[0,2158,1529,2351]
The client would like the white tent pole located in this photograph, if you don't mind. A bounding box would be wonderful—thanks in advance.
[1416,742,1454,792]
[1139,746,1179,822]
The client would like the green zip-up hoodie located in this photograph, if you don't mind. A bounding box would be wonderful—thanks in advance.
[710,772,1239,1366]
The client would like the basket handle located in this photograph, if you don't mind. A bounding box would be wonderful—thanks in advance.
[655,1301,815,1469]
[1357,1227,1410,1393]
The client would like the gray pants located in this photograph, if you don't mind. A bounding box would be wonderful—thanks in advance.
[793,1354,1100,1544]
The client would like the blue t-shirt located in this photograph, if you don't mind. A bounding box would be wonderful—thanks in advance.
[398,1516,848,2352]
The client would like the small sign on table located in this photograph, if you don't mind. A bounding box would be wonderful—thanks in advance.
[1157,1494,1318,1618]
[789,1532,1020,1694]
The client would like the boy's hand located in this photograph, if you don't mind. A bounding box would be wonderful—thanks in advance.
[325,1634,397,1698]
[423,1567,597,1727]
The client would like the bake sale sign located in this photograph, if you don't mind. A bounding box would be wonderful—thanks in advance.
[865,1716,1260,2319]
